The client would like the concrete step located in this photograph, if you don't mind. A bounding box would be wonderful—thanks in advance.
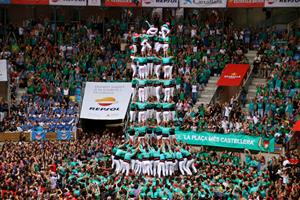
[204,87,217,92]
[192,76,219,111]
[252,78,267,83]
[196,101,210,106]
[206,82,217,87]
[200,93,213,98]
[209,76,219,81]
[248,88,257,93]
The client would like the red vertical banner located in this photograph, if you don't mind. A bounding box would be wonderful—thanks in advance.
[217,64,250,86]
[104,0,141,7]
[12,0,48,4]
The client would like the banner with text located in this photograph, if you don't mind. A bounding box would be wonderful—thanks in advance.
[105,0,142,7]
[80,82,132,120]
[0,60,8,82]
[143,0,178,7]
[12,0,48,4]
[264,0,300,7]
[32,129,46,141]
[227,0,264,7]
[0,0,10,4]
[217,64,250,86]
[176,131,275,152]
[49,0,87,6]
[57,130,72,140]
[88,0,101,5]
[180,0,227,8]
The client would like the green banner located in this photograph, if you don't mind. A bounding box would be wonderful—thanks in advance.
[175,131,275,152]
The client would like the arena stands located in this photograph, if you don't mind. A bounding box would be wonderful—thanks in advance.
[0,6,298,200]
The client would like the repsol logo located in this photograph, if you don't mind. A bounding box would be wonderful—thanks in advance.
[89,107,120,111]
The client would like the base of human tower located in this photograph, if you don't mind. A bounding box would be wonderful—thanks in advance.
[111,134,197,178]
[111,56,196,178]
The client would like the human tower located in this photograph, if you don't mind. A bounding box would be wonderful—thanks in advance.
[111,22,196,177]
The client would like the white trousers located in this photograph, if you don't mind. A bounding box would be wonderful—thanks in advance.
[164,88,171,102]
[132,87,137,100]
[131,63,137,78]
[170,111,176,121]
[138,111,146,123]
[131,159,136,171]
[153,160,160,177]
[155,42,161,53]
[155,87,160,101]
[179,158,192,176]
[142,160,152,176]
[141,41,151,53]
[121,160,130,176]
[157,162,166,178]
[139,65,146,79]
[130,111,136,122]
[163,111,170,123]
[146,109,154,119]
[138,88,146,102]
[165,161,173,176]
[163,65,172,79]
[115,159,122,174]
[147,62,153,76]
[134,160,142,175]
[111,155,116,169]
[186,159,197,174]
[156,111,162,124]
[154,64,161,78]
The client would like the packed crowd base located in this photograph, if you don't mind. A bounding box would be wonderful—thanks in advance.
[0,133,299,199]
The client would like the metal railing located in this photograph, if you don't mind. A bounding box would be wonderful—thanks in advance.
[236,64,254,104]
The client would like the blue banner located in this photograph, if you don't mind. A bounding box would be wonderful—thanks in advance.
[57,130,72,140]
[0,0,10,4]
[32,128,46,141]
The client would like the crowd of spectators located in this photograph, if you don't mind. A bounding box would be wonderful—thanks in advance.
[178,30,299,148]
[0,9,298,200]
[0,10,251,133]
[0,132,299,199]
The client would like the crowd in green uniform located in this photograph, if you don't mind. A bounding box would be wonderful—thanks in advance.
[179,32,299,148]
[1,132,299,199]
[0,10,299,200]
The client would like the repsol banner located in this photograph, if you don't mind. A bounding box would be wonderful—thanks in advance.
[180,0,227,8]
[142,0,178,7]
[264,0,300,7]
[176,131,275,152]
[80,82,132,120]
